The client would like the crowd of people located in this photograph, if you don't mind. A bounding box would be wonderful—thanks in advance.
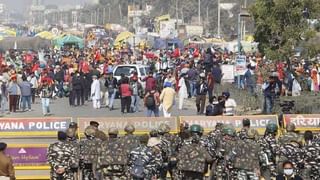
[0,119,317,180]
[0,45,320,116]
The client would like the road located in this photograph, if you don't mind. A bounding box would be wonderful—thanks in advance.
[4,97,197,119]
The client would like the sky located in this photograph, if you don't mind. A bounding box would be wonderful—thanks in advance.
[0,0,91,12]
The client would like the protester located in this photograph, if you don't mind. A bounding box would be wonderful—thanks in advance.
[18,76,32,111]
[130,76,143,113]
[160,82,176,117]
[178,73,188,110]
[144,89,160,117]
[119,77,132,114]
[39,79,53,116]
[7,75,20,113]
[222,91,236,116]
[195,73,208,115]
[105,72,117,110]
[91,75,101,109]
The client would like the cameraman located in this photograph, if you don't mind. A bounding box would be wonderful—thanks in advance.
[262,74,282,114]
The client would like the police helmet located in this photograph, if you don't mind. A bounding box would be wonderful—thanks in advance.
[84,126,96,137]
[149,129,159,137]
[124,124,135,134]
[286,123,296,132]
[158,123,171,134]
[223,125,236,137]
[190,124,203,134]
[242,118,251,127]
[247,128,259,139]
[108,127,119,135]
[266,123,278,133]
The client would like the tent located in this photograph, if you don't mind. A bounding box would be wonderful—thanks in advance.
[114,31,134,46]
[54,34,84,48]
[153,38,184,49]
[35,31,56,40]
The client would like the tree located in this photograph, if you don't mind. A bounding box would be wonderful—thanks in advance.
[250,0,320,60]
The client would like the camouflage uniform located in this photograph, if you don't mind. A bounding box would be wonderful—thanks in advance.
[158,124,180,180]
[258,134,278,179]
[120,134,140,155]
[277,141,304,176]
[302,140,320,180]
[234,129,261,180]
[79,126,101,180]
[279,123,300,145]
[237,127,250,140]
[177,135,213,180]
[66,129,80,180]
[128,144,160,179]
[97,128,128,180]
[47,140,77,180]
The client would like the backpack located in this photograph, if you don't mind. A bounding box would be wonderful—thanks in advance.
[101,139,127,166]
[146,93,155,108]
[177,145,206,173]
[130,157,147,178]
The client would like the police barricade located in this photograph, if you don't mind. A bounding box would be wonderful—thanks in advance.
[0,117,73,180]
[283,114,320,131]
[77,117,179,136]
[180,115,279,135]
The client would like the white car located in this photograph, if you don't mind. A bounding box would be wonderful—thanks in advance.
[113,64,150,81]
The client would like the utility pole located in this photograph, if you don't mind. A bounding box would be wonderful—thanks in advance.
[176,0,179,23]
[108,3,111,22]
[119,4,122,24]
[217,0,221,37]
[103,7,106,25]
[198,0,201,25]
[96,8,99,25]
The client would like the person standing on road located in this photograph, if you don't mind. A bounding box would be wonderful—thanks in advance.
[91,75,101,109]
[119,77,132,114]
[0,77,8,115]
[144,89,160,117]
[160,82,176,117]
[178,73,188,110]
[195,73,208,115]
[0,142,15,180]
[18,76,32,112]
[99,73,108,107]
[72,72,84,106]
[144,71,156,93]
[7,75,20,113]
[105,72,117,111]
[28,73,38,104]
[54,65,65,98]
[39,79,53,116]
[130,76,143,113]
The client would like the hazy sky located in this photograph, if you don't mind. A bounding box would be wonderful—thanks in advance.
[0,0,89,12]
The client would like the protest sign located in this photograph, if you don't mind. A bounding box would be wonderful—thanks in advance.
[78,117,178,134]
[180,115,278,135]
[235,55,247,75]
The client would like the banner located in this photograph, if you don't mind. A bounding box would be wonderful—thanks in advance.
[0,117,72,137]
[221,65,235,83]
[235,55,247,75]
[180,115,278,135]
[78,117,178,134]
[6,145,48,166]
[283,114,320,130]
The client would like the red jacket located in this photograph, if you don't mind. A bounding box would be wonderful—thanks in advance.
[120,84,132,97]
[145,76,156,92]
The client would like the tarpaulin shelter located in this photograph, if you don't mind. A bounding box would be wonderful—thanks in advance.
[35,31,56,40]
[114,31,134,46]
[53,34,84,49]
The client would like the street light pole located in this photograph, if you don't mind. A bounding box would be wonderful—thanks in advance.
[217,0,221,37]
[198,0,201,25]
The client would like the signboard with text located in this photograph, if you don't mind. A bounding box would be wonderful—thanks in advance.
[221,65,235,83]
[6,145,48,166]
[78,117,178,134]
[283,114,320,131]
[0,117,72,137]
[235,55,247,75]
[180,115,278,135]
